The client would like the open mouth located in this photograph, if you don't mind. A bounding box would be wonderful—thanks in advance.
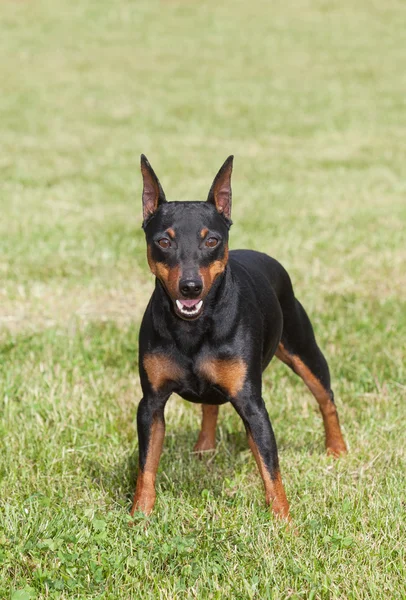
[175,298,203,319]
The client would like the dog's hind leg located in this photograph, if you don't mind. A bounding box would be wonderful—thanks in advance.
[194,404,219,455]
[276,298,347,457]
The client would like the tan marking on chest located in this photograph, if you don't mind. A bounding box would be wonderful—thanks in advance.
[198,357,247,397]
[143,354,184,392]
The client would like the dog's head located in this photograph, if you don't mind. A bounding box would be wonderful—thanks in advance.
[141,155,233,320]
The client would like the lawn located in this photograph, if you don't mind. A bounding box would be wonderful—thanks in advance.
[1,0,405,598]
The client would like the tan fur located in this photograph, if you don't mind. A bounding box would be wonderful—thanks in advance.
[194,404,219,453]
[131,418,165,515]
[147,245,180,300]
[143,353,184,392]
[199,246,229,293]
[247,433,290,519]
[276,343,347,457]
[198,357,247,397]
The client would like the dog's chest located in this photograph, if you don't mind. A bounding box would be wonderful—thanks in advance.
[173,344,247,404]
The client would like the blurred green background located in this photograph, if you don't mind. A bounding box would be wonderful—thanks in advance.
[0,1,405,598]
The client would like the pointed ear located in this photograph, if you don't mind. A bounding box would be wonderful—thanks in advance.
[140,154,166,224]
[207,155,234,220]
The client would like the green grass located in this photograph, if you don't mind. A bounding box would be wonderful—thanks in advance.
[1,0,405,598]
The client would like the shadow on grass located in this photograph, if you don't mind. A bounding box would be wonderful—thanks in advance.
[85,429,254,504]
[85,428,327,511]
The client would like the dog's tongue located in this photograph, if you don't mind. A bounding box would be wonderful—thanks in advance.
[179,299,200,308]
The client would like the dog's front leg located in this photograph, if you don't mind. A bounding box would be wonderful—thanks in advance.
[130,393,169,516]
[232,395,290,520]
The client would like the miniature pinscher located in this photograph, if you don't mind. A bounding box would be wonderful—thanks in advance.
[130,155,347,520]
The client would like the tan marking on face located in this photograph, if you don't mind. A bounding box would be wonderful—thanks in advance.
[154,261,169,281]
[247,433,290,520]
[147,244,157,275]
[147,245,180,299]
[166,228,176,239]
[276,343,347,457]
[194,404,219,453]
[199,245,229,293]
[155,264,180,299]
[200,227,209,239]
[199,356,246,397]
[131,418,165,515]
[143,353,184,392]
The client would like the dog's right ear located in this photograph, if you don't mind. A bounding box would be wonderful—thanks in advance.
[141,154,167,225]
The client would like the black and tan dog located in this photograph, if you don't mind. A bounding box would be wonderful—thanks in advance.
[130,155,347,520]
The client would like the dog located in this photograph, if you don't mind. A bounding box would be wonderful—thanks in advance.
[130,155,347,520]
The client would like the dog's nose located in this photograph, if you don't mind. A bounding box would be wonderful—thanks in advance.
[179,278,203,298]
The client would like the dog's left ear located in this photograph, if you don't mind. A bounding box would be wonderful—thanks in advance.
[207,155,234,221]
[141,154,167,225]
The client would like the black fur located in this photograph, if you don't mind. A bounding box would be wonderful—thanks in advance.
[131,156,346,518]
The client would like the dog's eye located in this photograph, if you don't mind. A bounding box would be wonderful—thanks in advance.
[205,237,218,248]
[158,238,171,249]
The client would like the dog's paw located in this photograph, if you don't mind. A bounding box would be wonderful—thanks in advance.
[326,441,348,458]
[193,436,216,457]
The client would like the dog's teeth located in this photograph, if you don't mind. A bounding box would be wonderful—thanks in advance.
[176,299,203,317]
